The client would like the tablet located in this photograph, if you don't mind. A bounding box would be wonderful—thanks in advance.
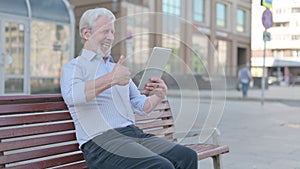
[138,47,172,90]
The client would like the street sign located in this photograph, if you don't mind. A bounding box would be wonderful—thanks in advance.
[262,8,273,29]
[263,31,271,41]
[261,0,272,9]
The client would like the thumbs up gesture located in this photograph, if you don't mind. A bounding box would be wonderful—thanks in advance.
[111,55,131,86]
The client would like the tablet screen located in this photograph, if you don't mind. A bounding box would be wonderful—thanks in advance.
[138,47,172,90]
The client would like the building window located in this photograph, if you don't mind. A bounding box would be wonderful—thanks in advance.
[5,22,25,76]
[273,22,289,27]
[292,50,300,57]
[30,21,71,93]
[192,33,208,74]
[236,9,245,32]
[292,7,300,13]
[292,35,300,40]
[272,34,290,41]
[163,0,180,16]
[216,2,227,28]
[274,50,284,58]
[217,40,227,68]
[193,0,205,23]
[162,0,181,73]
[162,0,181,45]
[296,20,300,27]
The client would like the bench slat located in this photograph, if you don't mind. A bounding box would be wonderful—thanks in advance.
[0,94,62,103]
[153,102,170,110]
[135,110,172,121]
[5,153,85,169]
[53,161,88,169]
[0,132,76,152]
[0,102,67,115]
[136,119,174,130]
[144,126,175,136]
[0,111,71,127]
[0,122,75,139]
[0,144,80,165]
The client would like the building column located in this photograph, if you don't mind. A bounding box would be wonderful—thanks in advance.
[209,0,217,75]
[180,0,193,74]
[111,0,125,60]
[149,0,162,49]
[231,40,238,76]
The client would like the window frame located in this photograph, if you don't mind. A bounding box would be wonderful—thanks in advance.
[216,2,227,28]
[236,8,246,32]
[193,0,205,23]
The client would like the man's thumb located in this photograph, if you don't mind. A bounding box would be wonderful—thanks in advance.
[117,55,125,65]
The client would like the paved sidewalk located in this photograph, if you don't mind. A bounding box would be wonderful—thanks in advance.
[218,100,300,169]
[167,85,300,169]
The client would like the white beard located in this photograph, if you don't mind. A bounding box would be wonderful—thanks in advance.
[96,45,112,57]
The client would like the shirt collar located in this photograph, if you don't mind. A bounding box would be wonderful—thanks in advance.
[81,49,97,61]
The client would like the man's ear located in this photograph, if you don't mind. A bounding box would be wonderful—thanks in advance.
[82,28,90,41]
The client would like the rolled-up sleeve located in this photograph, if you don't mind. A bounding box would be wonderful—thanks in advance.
[129,80,147,115]
[60,59,87,106]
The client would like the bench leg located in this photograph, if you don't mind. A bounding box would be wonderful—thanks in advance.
[212,155,221,169]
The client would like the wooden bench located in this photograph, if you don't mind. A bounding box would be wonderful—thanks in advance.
[0,94,229,169]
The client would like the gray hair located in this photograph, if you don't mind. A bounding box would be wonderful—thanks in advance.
[79,8,116,43]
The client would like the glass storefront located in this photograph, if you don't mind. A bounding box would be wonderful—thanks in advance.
[3,21,26,94]
[0,0,75,95]
[30,21,71,94]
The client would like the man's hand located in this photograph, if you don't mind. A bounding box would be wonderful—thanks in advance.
[142,78,167,113]
[111,55,131,86]
[141,78,167,99]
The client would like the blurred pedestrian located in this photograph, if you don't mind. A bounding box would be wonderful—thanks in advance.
[238,64,253,98]
[289,72,296,87]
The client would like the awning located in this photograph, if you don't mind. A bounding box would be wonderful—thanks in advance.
[0,0,72,24]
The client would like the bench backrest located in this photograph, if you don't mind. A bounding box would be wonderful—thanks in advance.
[135,99,175,141]
[0,94,174,168]
[0,94,84,168]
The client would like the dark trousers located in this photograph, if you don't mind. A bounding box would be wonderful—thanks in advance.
[81,125,198,169]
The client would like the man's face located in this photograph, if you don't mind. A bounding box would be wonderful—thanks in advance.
[87,16,115,56]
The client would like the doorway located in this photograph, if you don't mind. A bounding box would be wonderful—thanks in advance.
[0,18,29,95]
[237,47,247,68]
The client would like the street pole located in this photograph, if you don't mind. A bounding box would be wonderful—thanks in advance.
[261,31,267,106]
[261,6,273,106]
